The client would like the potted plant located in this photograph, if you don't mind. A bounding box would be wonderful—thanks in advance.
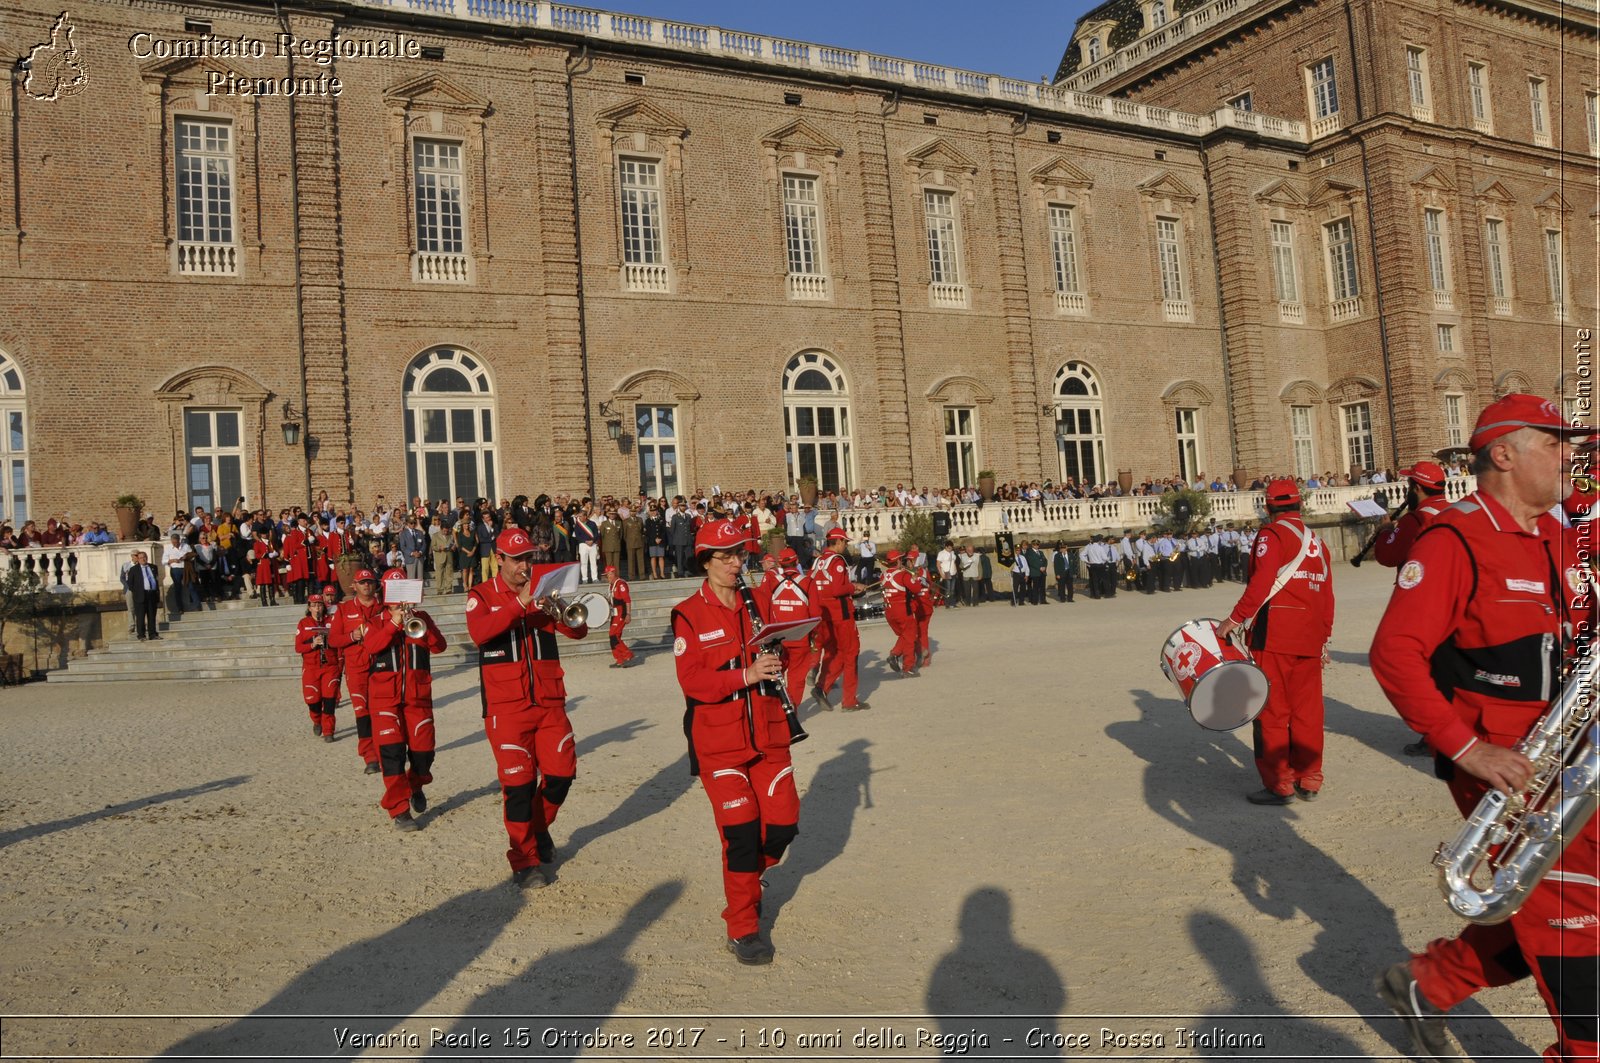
[977,470,996,502]
[797,475,819,507]
[113,493,145,542]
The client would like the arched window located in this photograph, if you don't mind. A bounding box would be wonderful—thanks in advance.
[0,353,25,525]
[783,351,854,491]
[1053,361,1107,486]
[403,347,499,504]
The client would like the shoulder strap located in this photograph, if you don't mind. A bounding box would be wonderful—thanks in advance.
[1263,522,1313,604]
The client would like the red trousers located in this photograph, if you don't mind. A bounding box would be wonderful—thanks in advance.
[1250,650,1323,795]
[700,757,799,938]
[486,702,576,870]
[301,663,341,737]
[1414,773,1600,1060]
[347,669,376,766]
[609,619,634,665]
[782,640,815,707]
[371,699,435,819]
[819,618,861,708]
[887,609,916,670]
[915,610,932,665]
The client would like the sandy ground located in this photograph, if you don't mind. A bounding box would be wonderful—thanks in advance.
[0,565,1561,1060]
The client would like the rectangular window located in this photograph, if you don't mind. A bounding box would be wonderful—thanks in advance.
[1156,217,1184,300]
[1545,228,1565,309]
[1175,407,1201,482]
[636,405,680,498]
[1445,393,1465,448]
[1468,62,1492,130]
[1437,323,1456,352]
[1290,405,1315,479]
[943,406,978,489]
[1406,47,1430,115]
[1309,57,1339,119]
[1424,208,1450,292]
[1270,220,1299,303]
[184,409,244,514]
[783,174,828,300]
[1342,401,1375,473]
[175,118,236,275]
[1324,217,1360,312]
[924,189,962,285]
[1229,92,1253,112]
[1587,92,1599,155]
[1048,204,1082,295]
[619,157,667,292]
[1485,218,1510,306]
[1530,77,1550,143]
[413,139,464,254]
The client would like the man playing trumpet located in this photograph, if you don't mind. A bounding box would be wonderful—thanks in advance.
[467,529,588,889]
[362,569,446,832]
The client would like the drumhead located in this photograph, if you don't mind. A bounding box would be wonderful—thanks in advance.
[1188,661,1270,731]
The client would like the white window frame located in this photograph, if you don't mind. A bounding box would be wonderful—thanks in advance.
[184,408,245,514]
[943,406,979,489]
[1175,407,1202,482]
[174,116,237,276]
[0,353,28,526]
[411,137,469,284]
[1048,203,1087,315]
[1530,77,1551,145]
[1307,57,1341,135]
[1324,217,1361,318]
[1467,62,1493,132]
[1484,216,1511,313]
[1086,37,1101,63]
[618,156,669,292]
[1437,323,1456,352]
[1545,228,1566,316]
[1444,393,1466,448]
[1587,91,1600,156]
[1229,92,1254,112]
[923,188,968,308]
[784,352,856,492]
[1290,405,1316,480]
[1424,207,1452,308]
[1342,401,1375,474]
[1156,216,1190,320]
[1406,46,1432,120]
[636,404,681,498]
[1149,0,1168,28]
[1054,361,1108,486]
[403,347,501,505]
[1270,219,1301,321]
[782,172,829,301]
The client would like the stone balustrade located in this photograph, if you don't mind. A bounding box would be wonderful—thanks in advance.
[0,542,165,597]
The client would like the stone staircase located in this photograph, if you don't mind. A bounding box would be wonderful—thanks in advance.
[47,577,703,683]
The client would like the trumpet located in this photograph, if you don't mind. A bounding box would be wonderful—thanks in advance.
[537,592,612,629]
[402,606,427,639]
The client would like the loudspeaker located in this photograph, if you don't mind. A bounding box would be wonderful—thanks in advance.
[932,511,951,538]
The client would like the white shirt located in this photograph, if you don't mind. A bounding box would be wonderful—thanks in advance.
[937,548,957,577]
[162,542,192,568]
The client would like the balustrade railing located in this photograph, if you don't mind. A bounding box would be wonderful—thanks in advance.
[0,543,164,596]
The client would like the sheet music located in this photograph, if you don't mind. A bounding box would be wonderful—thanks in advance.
[533,563,580,601]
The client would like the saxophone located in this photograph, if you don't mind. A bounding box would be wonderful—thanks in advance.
[1435,645,1600,924]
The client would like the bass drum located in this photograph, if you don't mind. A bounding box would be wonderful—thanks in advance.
[1159,617,1270,731]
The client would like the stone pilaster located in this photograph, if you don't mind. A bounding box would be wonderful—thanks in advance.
[983,116,1044,478]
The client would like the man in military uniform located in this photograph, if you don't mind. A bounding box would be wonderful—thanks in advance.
[621,508,646,581]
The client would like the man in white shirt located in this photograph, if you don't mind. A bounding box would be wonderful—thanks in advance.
[936,542,959,608]
[1009,549,1028,607]
[161,533,193,617]
[856,534,876,582]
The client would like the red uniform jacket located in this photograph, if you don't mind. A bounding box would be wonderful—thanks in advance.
[294,616,341,673]
[283,528,310,582]
[362,608,446,710]
[1227,513,1334,657]
[252,538,279,585]
[328,596,385,677]
[671,582,790,776]
[1372,494,1448,568]
[609,576,631,637]
[912,569,935,618]
[882,568,916,620]
[810,551,855,624]
[762,571,820,643]
[466,570,587,717]
[1370,490,1589,762]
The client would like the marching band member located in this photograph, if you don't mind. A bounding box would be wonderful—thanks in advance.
[467,529,587,889]
[283,515,311,605]
[884,551,922,676]
[912,555,935,669]
[328,569,385,774]
[1215,479,1334,805]
[294,593,342,742]
[670,520,799,965]
[362,568,446,831]
[1369,395,1595,1062]
[251,530,280,608]
[810,527,869,711]
[758,549,822,704]
[1372,460,1450,569]
[606,563,634,668]
[1135,531,1158,594]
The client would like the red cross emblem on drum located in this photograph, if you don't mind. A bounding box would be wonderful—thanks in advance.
[1159,618,1270,731]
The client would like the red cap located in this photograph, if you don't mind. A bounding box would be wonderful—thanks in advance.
[1401,460,1447,492]
[777,547,799,564]
[885,549,903,563]
[1470,393,1590,451]
[382,568,407,583]
[321,583,338,595]
[695,519,754,555]
[1265,478,1301,505]
[826,527,849,542]
[353,569,377,583]
[495,528,535,557]
[604,564,617,574]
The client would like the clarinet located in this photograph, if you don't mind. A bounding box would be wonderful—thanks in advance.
[734,573,809,745]
[1350,492,1414,568]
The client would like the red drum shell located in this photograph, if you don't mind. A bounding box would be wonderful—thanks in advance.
[1159,618,1271,731]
